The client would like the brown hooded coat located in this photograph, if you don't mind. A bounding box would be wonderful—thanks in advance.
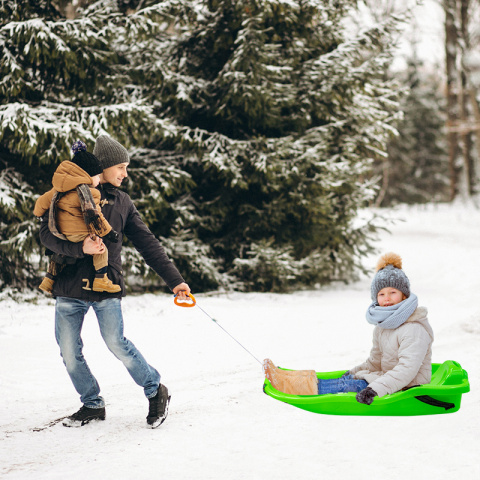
[34,161,112,238]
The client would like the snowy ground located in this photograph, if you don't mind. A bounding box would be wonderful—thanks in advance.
[1,202,479,480]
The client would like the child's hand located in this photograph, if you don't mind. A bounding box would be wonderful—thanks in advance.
[355,387,378,405]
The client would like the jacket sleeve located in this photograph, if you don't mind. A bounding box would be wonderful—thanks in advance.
[39,215,85,258]
[367,323,432,397]
[124,203,185,290]
[33,189,54,217]
[349,329,382,376]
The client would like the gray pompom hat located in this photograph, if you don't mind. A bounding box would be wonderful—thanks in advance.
[93,135,130,169]
[371,252,410,301]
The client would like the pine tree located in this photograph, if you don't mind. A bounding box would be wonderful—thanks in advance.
[378,58,450,205]
[1,0,403,293]
[0,0,193,290]
[134,0,404,290]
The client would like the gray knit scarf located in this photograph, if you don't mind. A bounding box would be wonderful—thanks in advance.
[48,184,102,240]
[366,293,418,330]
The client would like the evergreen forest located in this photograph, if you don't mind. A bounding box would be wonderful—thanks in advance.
[1,0,478,294]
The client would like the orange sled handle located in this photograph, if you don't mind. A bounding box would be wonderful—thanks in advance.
[174,292,196,307]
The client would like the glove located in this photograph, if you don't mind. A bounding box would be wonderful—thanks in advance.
[356,386,378,405]
[104,229,120,243]
[340,370,350,378]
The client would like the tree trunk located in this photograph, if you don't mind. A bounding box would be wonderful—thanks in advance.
[459,0,476,195]
[444,0,461,200]
[469,88,480,174]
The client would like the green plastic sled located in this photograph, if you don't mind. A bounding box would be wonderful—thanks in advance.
[263,360,470,416]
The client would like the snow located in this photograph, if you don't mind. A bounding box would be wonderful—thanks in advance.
[1,202,479,480]
[351,1,445,72]
[397,0,445,67]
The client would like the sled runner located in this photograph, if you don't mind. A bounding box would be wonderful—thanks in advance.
[263,360,470,416]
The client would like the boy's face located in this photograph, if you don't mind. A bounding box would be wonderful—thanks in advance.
[91,174,100,187]
[377,287,406,307]
[100,163,129,187]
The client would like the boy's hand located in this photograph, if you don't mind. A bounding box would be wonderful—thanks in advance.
[173,283,191,300]
[356,387,378,405]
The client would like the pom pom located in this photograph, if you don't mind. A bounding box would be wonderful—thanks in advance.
[375,252,402,272]
[71,140,87,155]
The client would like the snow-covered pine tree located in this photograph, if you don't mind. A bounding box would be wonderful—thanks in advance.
[0,0,195,290]
[1,0,403,293]
[146,0,403,290]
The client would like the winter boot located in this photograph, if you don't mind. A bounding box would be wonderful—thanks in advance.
[263,358,318,395]
[62,405,106,427]
[92,274,121,293]
[39,276,54,294]
[147,384,171,428]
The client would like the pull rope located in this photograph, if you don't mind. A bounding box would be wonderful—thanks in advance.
[175,294,263,366]
[195,303,263,366]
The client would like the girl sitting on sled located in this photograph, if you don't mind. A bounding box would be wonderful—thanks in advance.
[264,252,434,405]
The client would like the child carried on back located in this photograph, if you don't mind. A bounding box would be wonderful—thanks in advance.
[34,141,120,295]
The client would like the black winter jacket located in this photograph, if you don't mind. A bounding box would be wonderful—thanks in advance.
[39,183,185,301]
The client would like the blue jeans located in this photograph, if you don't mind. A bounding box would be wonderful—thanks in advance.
[318,375,368,395]
[55,297,160,408]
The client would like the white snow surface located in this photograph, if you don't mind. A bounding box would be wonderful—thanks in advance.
[1,202,479,479]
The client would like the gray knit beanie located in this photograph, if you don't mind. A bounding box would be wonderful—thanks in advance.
[93,135,130,169]
[371,252,410,301]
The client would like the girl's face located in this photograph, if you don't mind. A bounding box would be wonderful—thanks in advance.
[377,287,406,307]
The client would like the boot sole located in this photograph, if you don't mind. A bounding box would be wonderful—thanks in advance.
[92,287,122,293]
[62,415,106,428]
[92,285,122,293]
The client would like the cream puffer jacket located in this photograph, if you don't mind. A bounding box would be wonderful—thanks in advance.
[349,307,434,397]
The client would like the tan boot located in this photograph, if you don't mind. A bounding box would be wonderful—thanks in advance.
[263,358,318,395]
[39,277,54,294]
[92,274,121,293]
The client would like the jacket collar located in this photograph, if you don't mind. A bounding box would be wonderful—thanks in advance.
[99,183,119,195]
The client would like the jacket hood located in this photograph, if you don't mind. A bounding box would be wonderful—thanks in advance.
[406,306,434,342]
[52,161,93,192]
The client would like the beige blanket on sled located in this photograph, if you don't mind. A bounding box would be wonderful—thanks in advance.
[263,359,318,395]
